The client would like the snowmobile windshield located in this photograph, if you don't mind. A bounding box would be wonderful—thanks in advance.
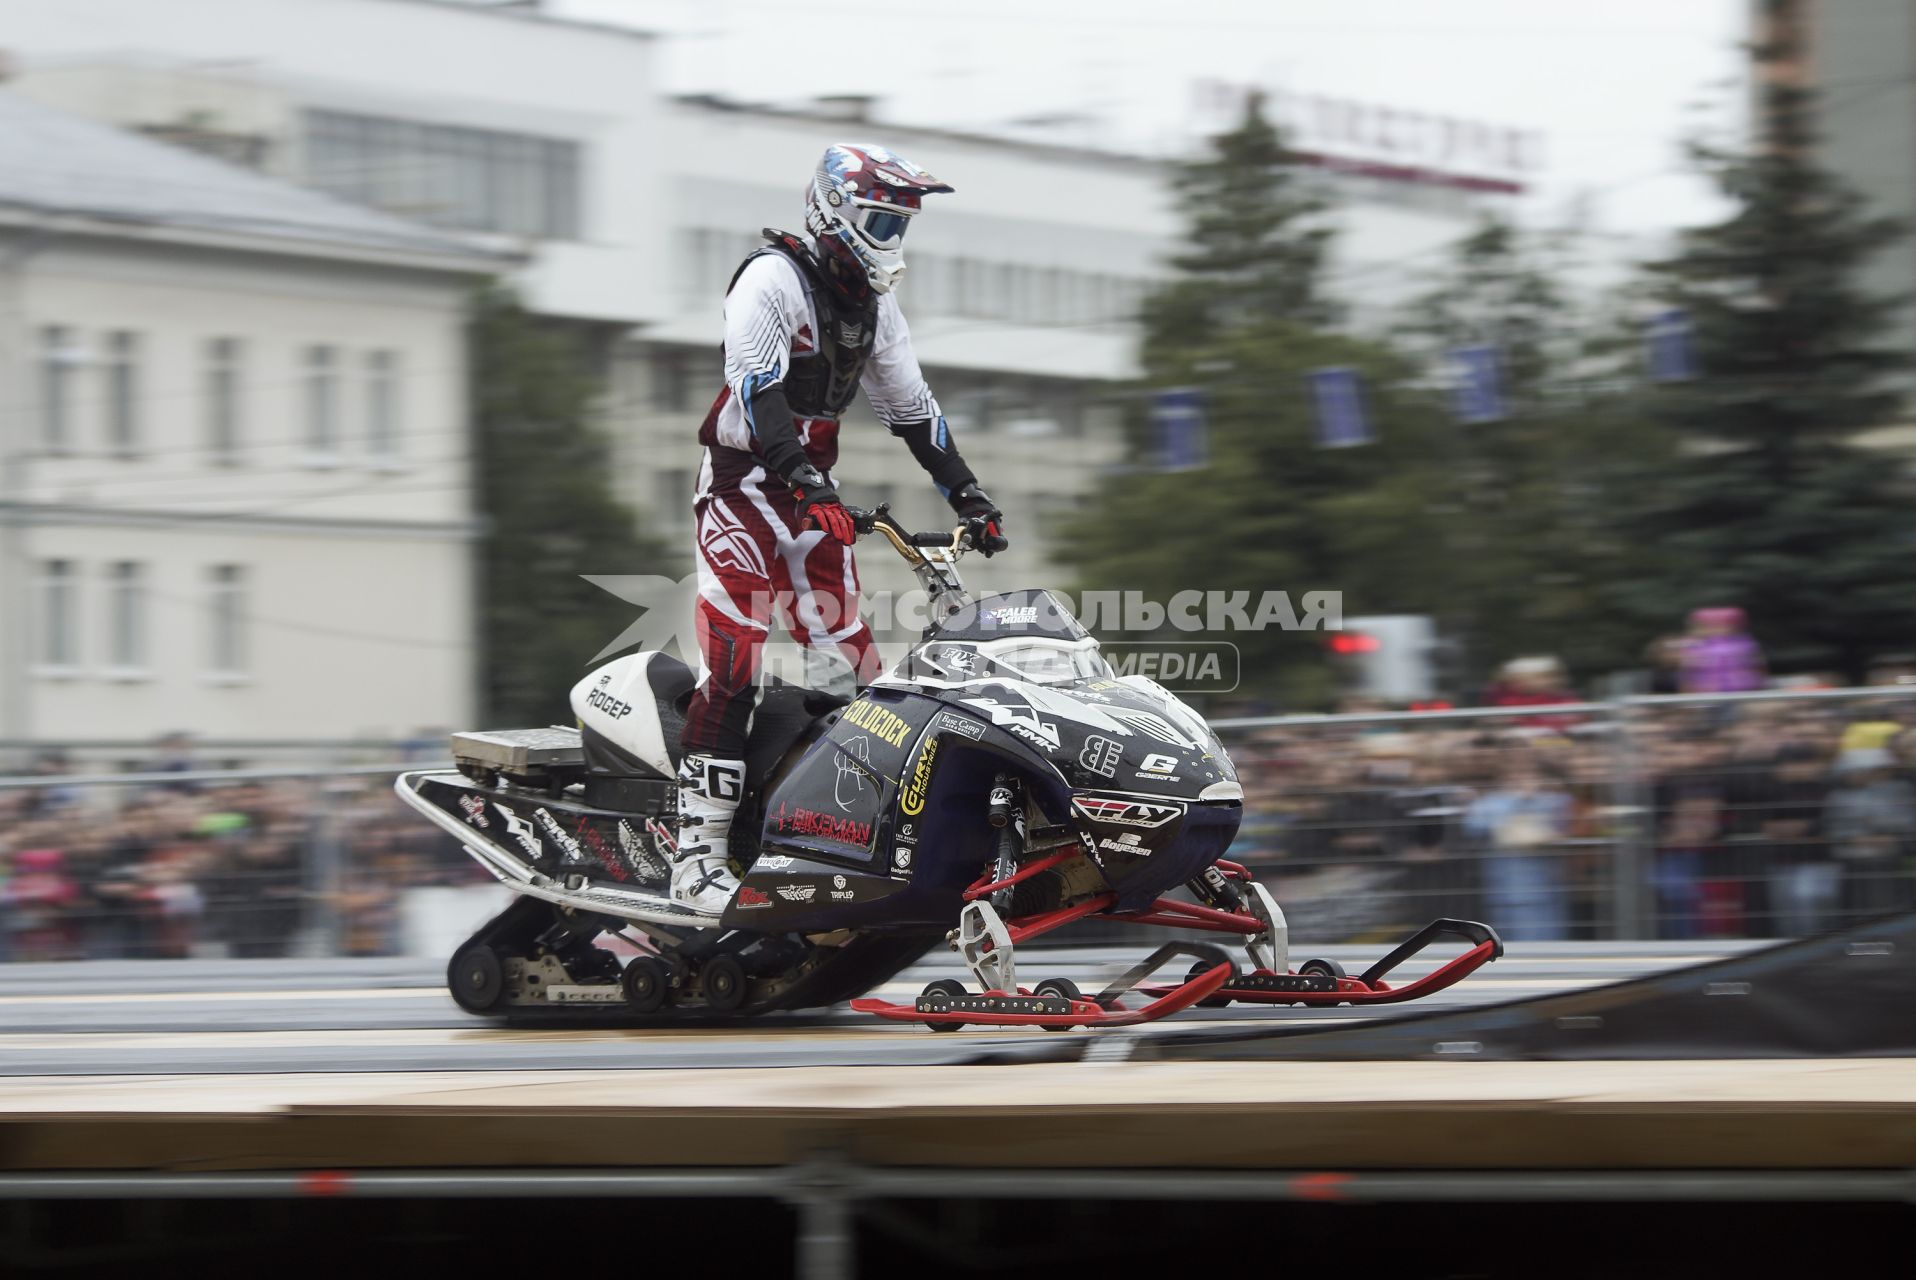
[982,638,1113,686]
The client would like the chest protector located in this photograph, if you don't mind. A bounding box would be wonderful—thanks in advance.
[726,230,878,419]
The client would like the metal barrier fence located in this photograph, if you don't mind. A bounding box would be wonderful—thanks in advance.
[5,685,1916,960]
[1213,685,1916,944]
[0,756,471,962]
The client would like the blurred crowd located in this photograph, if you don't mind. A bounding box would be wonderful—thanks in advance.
[0,759,469,962]
[1222,693,1916,944]
[6,614,1916,959]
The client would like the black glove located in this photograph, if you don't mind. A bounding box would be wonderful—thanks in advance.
[790,464,856,546]
[948,481,1006,557]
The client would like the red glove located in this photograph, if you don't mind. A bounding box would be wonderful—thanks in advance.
[791,465,856,546]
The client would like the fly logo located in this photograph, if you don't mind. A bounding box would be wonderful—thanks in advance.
[1074,797,1183,829]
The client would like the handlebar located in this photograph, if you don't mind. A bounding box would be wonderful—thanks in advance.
[844,504,1008,561]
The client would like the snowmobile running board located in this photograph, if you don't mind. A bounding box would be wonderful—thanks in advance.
[854,920,1503,1031]
[851,938,1239,1030]
[1140,918,1504,1008]
[852,959,1232,1030]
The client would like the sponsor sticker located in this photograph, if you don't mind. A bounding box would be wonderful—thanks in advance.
[1079,735,1122,778]
[830,873,854,901]
[635,818,677,871]
[776,884,817,903]
[893,846,913,870]
[458,795,490,829]
[586,687,633,720]
[1074,796,1184,829]
[841,698,915,748]
[536,809,586,863]
[492,804,543,859]
[578,822,630,882]
[736,886,772,909]
[900,736,940,817]
[769,802,873,848]
[981,605,1039,628]
[757,854,796,871]
[934,711,986,741]
[1096,832,1148,857]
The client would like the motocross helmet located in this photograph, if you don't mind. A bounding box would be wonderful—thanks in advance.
[805,143,953,298]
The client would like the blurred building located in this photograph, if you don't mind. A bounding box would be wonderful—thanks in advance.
[0,89,501,743]
[1768,0,1916,432]
[0,0,1518,645]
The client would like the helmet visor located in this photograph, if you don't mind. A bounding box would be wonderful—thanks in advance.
[855,206,912,246]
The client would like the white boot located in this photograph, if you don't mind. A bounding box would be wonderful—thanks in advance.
[671,754,744,914]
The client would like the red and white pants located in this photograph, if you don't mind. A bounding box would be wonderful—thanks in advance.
[682,460,879,757]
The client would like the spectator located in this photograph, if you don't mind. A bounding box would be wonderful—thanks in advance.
[1483,657,1580,731]
[1464,748,1574,941]
[1762,743,1837,936]
[1824,747,1916,917]
[2,847,80,961]
[1678,607,1765,694]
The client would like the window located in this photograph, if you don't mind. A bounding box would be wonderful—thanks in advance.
[207,565,248,677]
[40,326,78,454]
[205,338,243,462]
[105,330,140,456]
[304,345,339,458]
[34,559,79,670]
[106,561,147,671]
[303,109,583,239]
[366,350,400,459]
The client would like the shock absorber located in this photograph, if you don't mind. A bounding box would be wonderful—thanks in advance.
[988,773,1022,913]
[987,775,1015,828]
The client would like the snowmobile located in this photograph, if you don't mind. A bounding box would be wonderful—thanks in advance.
[396,507,1501,1029]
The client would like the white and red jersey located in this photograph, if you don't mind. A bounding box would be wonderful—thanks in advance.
[697,249,941,494]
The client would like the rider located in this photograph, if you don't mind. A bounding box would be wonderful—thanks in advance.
[670,143,1005,912]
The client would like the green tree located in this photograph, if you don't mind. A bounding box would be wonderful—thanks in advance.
[1141,91,1338,361]
[1060,99,1456,708]
[471,288,678,723]
[1394,217,1671,686]
[1620,11,1916,677]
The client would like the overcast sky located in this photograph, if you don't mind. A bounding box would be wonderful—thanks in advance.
[558,0,1751,238]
